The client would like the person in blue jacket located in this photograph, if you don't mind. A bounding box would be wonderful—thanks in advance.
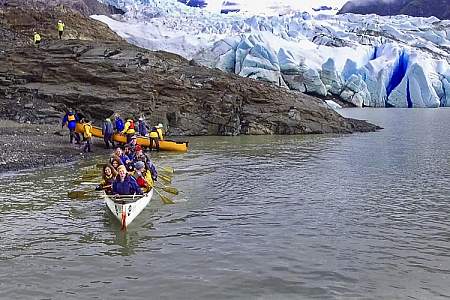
[138,117,149,136]
[114,114,124,133]
[112,165,143,195]
[61,109,80,144]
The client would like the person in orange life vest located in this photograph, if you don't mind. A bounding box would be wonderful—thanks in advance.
[121,118,136,144]
[61,109,80,144]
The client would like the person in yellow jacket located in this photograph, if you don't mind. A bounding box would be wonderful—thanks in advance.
[82,119,93,153]
[57,20,65,39]
[33,32,41,47]
[149,125,160,151]
[121,118,136,144]
[156,123,164,140]
[133,161,154,193]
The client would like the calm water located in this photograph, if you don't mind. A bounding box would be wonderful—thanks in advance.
[1,108,450,299]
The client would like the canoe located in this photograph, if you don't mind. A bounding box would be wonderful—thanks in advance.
[75,123,188,152]
[104,189,154,228]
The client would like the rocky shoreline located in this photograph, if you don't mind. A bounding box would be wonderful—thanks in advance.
[0,119,88,172]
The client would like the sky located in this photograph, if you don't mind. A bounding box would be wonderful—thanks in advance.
[201,0,349,13]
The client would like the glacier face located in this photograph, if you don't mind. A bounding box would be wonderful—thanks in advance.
[96,0,450,108]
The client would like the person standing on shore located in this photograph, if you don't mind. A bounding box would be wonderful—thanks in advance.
[114,114,124,133]
[82,119,93,153]
[62,109,80,144]
[156,123,164,140]
[137,117,149,137]
[102,118,115,149]
[121,118,136,144]
[149,126,160,151]
[57,20,65,40]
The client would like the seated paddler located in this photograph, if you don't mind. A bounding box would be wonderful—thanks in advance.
[133,161,153,193]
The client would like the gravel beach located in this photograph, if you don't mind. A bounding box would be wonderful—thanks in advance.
[0,119,93,173]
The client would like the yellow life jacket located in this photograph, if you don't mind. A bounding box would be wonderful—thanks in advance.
[34,33,41,43]
[57,22,65,31]
[149,131,159,138]
[122,120,136,134]
[156,128,164,140]
[67,114,75,122]
[83,123,92,138]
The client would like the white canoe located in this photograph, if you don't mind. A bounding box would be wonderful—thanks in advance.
[104,189,154,228]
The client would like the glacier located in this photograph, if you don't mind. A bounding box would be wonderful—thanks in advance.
[95,0,450,108]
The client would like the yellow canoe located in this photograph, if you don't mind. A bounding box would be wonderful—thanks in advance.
[75,123,188,152]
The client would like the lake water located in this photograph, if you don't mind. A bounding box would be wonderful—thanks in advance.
[1,108,450,299]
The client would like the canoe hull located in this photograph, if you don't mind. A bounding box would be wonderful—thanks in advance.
[104,189,153,228]
[75,123,188,152]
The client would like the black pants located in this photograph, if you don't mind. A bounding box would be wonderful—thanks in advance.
[83,138,92,152]
[59,31,63,39]
[149,137,160,151]
[69,128,81,144]
[104,133,115,149]
[126,133,134,144]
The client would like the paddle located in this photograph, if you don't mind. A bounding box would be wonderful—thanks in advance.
[161,166,174,174]
[155,182,179,195]
[153,187,175,204]
[67,190,98,199]
[158,173,172,184]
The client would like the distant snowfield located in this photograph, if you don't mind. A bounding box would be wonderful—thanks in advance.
[94,0,450,108]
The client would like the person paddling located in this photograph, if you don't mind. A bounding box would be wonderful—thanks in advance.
[133,161,153,192]
[112,165,143,195]
[96,164,117,194]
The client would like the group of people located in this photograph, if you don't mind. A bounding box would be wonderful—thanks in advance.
[97,143,158,196]
[61,110,165,154]
[108,114,164,151]
[33,19,65,46]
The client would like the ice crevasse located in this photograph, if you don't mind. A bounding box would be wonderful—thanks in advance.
[94,0,450,108]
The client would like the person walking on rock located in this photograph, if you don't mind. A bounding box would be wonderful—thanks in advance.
[102,118,115,149]
[62,109,80,144]
[33,31,41,47]
[57,20,65,39]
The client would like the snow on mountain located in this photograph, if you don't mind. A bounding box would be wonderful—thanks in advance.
[94,0,450,108]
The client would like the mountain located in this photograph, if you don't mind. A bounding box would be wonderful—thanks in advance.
[95,0,450,108]
[1,0,125,15]
[0,4,377,135]
[339,0,450,20]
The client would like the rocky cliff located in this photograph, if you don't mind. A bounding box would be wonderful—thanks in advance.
[0,5,379,136]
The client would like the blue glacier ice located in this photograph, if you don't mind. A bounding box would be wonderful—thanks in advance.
[95,0,450,108]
